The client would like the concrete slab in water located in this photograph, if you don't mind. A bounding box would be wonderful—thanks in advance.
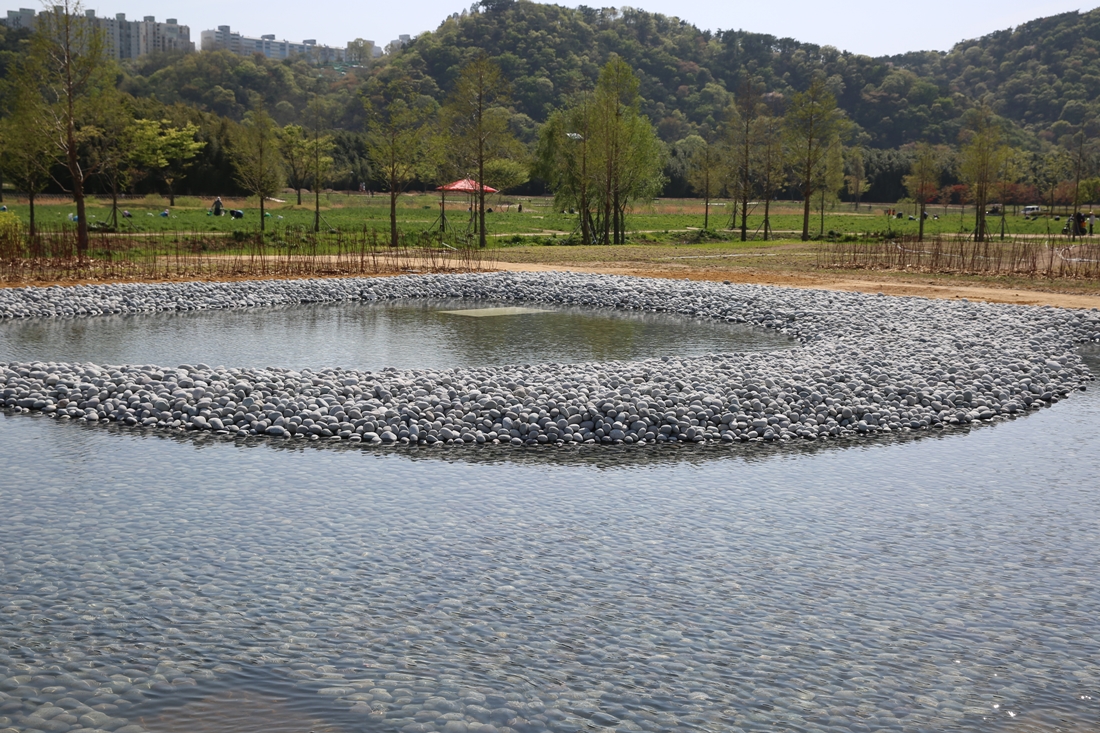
[440,306,551,317]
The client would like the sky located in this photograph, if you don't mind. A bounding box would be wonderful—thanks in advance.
[55,0,1099,56]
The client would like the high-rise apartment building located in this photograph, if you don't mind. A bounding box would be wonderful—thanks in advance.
[1,8,194,59]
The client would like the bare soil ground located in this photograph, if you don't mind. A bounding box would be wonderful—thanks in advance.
[490,242,1100,309]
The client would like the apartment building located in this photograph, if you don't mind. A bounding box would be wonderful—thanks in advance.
[2,8,194,59]
[200,25,347,64]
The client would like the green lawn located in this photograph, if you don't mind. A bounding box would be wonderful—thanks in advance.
[2,193,1079,243]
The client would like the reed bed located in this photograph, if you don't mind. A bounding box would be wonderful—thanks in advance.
[818,234,1100,280]
[0,226,494,284]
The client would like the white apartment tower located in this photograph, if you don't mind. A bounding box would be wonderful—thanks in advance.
[1,8,194,59]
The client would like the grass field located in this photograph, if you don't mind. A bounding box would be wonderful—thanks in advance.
[2,192,1088,243]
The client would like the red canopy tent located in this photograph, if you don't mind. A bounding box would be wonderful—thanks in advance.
[437,178,498,194]
[435,180,498,244]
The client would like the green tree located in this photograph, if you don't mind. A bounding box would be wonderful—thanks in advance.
[785,77,845,241]
[903,143,945,241]
[590,56,664,244]
[685,135,720,230]
[724,81,762,241]
[278,124,311,206]
[443,54,517,248]
[231,110,283,232]
[129,119,205,207]
[752,112,786,241]
[957,105,1006,242]
[304,99,337,233]
[1063,131,1097,240]
[0,77,54,237]
[534,94,596,244]
[845,147,869,211]
[817,135,845,237]
[23,0,117,256]
[366,84,437,246]
[992,147,1026,239]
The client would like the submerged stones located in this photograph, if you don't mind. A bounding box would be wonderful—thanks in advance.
[1,272,1098,448]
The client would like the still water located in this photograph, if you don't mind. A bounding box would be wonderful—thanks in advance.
[0,299,792,371]
[0,305,1097,733]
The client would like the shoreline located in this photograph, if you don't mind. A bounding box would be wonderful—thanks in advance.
[5,261,1099,310]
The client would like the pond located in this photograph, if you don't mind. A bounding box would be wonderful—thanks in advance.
[0,299,793,371]
[0,304,1097,733]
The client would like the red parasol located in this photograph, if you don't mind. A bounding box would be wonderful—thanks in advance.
[436,178,498,194]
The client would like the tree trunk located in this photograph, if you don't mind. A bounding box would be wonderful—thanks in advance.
[111,178,119,230]
[918,200,925,242]
[739,191,748,242]
[260,196,265,233]
[703,193,709,230]
[616,188,624,242]
[75,185,88,258]
[28,194,36,239]
[390,188,399,247]
[297,188,303,206]
[314,188,320,233]
[819,188,826,237]
[801,186,811,242]
[763,195,771,242]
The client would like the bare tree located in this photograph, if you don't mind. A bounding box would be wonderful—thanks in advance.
[25,0,116,256]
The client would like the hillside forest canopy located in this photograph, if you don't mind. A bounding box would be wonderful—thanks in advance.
[2,0,1100,247]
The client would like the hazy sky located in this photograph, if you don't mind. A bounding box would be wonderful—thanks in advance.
[68,0,1097,57]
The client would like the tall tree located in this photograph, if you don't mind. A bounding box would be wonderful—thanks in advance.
[992,148,1025,239]
[304,98,336,234]
[231,110,283,233]
[724,81,762,241]
[443,54,516,248]
[752,112,786,241]
[278,124,311,206]
[22,0,116,256]
[1064,131,1097,241]
[0,77,54,237]
[1033,148,1072,236]
[590,56,663,244]
[785,77,845,241]
[957,105,1006,242]
[534,94,596,244]
[817,135,845,237]
[366,83,437,246]
[686,135,720,230]
[845,147,869,211]
[903,143,945,242]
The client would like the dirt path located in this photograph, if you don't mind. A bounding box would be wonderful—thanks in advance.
[490,261,1100,309]
[5,253,1100,310]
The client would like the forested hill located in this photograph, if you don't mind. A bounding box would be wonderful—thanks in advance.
[388,0,1100,148]
[98,1,1100,151]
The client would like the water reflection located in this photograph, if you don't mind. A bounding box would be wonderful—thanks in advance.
[0,299,792,371]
